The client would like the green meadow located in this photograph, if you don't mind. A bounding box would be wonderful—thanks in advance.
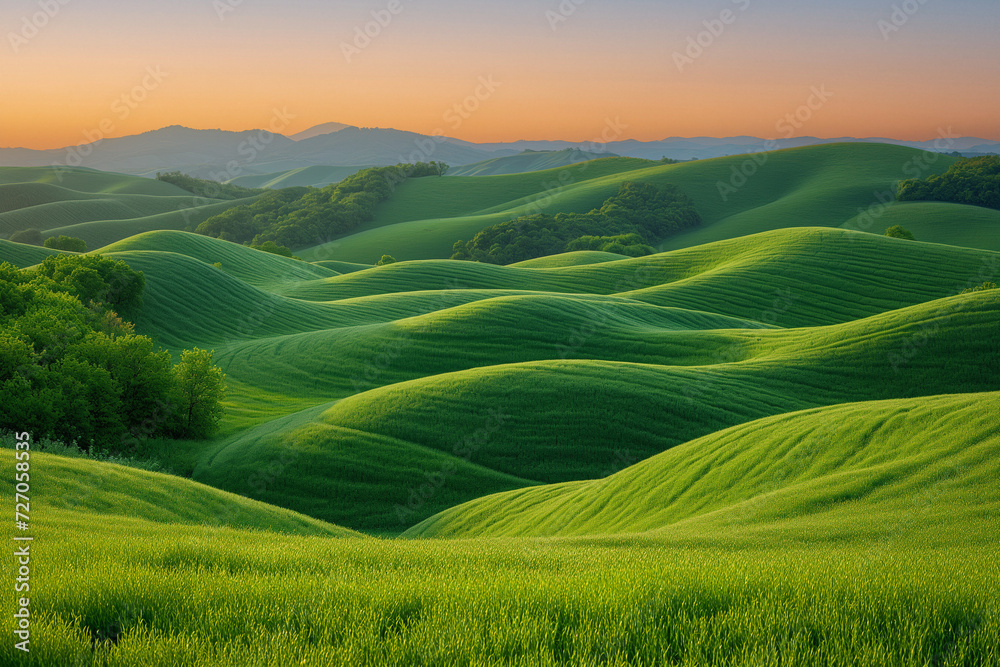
[1,142,998,665]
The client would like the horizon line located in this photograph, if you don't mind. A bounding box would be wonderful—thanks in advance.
[4,123,998,152]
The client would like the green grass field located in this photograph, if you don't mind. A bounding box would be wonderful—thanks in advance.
[2,445,997,665]
[0,167,255,249]
[2,143,998,665]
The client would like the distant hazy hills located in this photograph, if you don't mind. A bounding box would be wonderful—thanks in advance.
[447,148,623,177]
[1,122,997,184]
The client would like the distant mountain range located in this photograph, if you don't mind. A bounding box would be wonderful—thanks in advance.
[1,123,997,181]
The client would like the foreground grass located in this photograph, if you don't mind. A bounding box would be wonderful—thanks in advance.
[3,512,997,665]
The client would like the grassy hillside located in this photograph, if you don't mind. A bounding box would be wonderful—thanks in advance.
[447,149,636,177]
[841,201,1000,251]
[0,166,258,249]
[299,143,968,262]
[98,231,337,286]
[3,147,998,664]
[4,226,995,536]
[43,196,259,250]
[405,392,1000,540]
[163,230,995,532]
[0,237,61,266]
[194,403,537,533]
[227,165,372,189]
[283,228,998,327]
[0,166,187,195]
[511,250,631,267]
[0,449,353,536]
[228,291,991,531]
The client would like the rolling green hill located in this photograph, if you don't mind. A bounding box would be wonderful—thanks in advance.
[0,237,61,266]
[72,226,986,533]
[227,165,373,189]
[0,448,354,536]
[3,149,998,664]
[213,289,991,532]
[299,143,971,262]
[281,228,998,327]
[42,196,260,250]
[510,250,631,267]
[0,166,258,249]
[0,166,186,195]
[841,200,1000,251]
[404,392,1000,540]
[3,225,996,536]
[446,149,633,177]
[98,231,337,287]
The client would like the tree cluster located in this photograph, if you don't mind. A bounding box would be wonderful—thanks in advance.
[565,233,655,257]
[450,181,701,265]
[248,241,296,258]
[1,256,225,449]
[960,281,997,294]
[196,163,446,249]
[896,156,1000,210]
[156,172,266,201]
[9,229,44,246]
[884,225,914,240]
[44,235,88,252]
[35,254,145,314]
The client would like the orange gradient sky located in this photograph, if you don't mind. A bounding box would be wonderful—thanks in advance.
[2,0,998,149]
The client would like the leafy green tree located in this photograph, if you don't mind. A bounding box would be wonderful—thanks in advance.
[450,240,471,261]
[43,235,88,252]
[452,182,700,265]
[197,164,446,249]
[9,228,44,246]
[171,348,226,438]
[896,156,1000,210]
[376,255,398,266]
[0,260,201,451]
[156,171,265,200]
[74,333,175,433]
[960,281,997,294]
[35,254,145,313]
[884,225,915,240]
[249,241,294,258]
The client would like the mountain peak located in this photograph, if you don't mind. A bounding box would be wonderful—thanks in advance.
[290,122,355,141]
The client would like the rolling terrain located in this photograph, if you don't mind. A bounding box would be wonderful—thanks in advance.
[2,141,997,665]
[446,148,625,177]
[405,392,1000,540]
[0,166,255,249]
[299,142,1000,262]
[6,223,995,533]
[4,143,995,263]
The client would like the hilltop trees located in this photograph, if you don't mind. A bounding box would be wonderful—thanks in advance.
[196,163,446,249]
[961,281,997,294]
[9,228,43,246]
[156,171,266,200]
[44,235,88,252]
[565,233,655,256]
[249,241,295,258]
[376,255,397,266]
[0,257,226,449]
[884,225,914,240]
[452,181,701,265]
[896,155,1000,210]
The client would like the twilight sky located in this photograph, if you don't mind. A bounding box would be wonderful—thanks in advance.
[1,0,998,149]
